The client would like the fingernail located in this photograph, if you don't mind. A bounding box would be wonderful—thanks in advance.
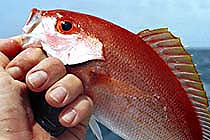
[62,109,77,123]
[28,71,48,88]
[7,66,22,79]
[49,87,67,103]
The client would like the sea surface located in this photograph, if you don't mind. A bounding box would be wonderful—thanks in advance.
[86,49,210,140]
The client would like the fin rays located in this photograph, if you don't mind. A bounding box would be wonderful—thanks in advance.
[138,28,210,140]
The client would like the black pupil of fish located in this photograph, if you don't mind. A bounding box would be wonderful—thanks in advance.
[61,21,72,31]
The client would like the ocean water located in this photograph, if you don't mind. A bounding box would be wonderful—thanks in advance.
[86,49,210,140]
[187,49,210,99]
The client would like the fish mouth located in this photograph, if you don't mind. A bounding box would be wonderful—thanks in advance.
[10,8,42,45]
[22,8,42,34]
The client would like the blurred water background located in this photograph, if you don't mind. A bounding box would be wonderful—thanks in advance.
[0,0,209,139]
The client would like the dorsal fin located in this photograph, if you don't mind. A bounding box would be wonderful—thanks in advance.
[138,28,210,139]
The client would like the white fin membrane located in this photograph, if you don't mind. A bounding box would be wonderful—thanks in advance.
[89,115,103,140]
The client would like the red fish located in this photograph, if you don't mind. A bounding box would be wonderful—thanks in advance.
[17,8,210,140]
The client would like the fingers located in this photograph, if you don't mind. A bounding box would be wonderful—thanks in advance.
[0,39,22,58]
[0,39,93,131]
[45,74,84,108]
[0,38,22,68]
[5,47,66,92]
[6,48,46,80]
[26,57,66,92]
[45,73,92,128]
[59,95,93,127]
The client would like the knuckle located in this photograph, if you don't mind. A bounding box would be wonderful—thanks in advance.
[7,48,45,68]
[41,57,66,73]
[51,56,62,62]
[80,95,94,111]
[86,96,94,109]
[21,48,45,59]
[66,74,83,85]
[47,57,64,66]
[65,74,84,98]
[31,57,66,76]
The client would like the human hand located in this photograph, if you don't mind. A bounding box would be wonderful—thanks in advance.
[0,39,32,140]
[0,39,94,140]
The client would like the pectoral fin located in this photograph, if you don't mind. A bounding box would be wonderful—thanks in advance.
[89,115,103,140]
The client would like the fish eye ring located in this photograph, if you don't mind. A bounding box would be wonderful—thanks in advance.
[56,19,77,34]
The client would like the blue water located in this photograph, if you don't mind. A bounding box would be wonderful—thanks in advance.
[86,49,210,140]
[188,49,210,101]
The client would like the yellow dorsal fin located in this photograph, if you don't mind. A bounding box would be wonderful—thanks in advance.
[138,28,210,139]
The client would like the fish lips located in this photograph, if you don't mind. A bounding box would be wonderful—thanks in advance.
[23,8,42,34]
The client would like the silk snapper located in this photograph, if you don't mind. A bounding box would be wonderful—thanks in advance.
[14,8,210,140]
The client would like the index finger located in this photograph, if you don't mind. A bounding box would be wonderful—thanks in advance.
[0,38,22,58]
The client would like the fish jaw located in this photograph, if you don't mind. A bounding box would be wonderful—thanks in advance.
[23,8,42,34]
[22,9,105,65]
[40,30,105,65]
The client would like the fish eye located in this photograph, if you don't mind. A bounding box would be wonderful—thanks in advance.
[61,21,72,31]
[56,19,77,34]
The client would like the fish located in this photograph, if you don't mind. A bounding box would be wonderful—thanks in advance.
[15,8,210,140]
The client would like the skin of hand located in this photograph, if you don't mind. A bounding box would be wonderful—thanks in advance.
[0,39,94,140]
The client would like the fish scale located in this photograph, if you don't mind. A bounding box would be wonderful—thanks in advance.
[93,87,190,140]
[87,69,192,139]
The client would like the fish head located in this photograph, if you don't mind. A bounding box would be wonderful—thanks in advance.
[23,8,104,65]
